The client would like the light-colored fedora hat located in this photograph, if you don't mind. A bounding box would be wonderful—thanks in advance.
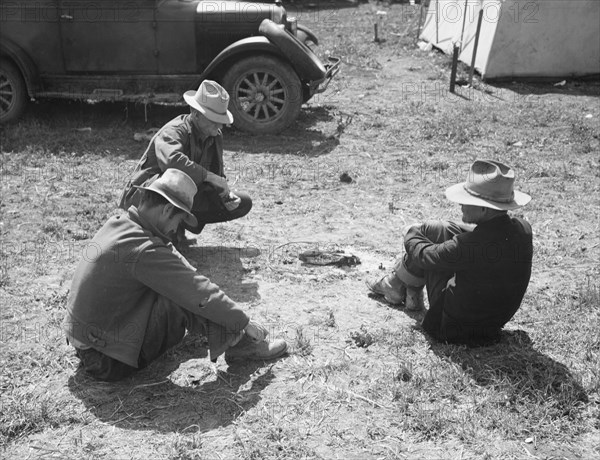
[183,80,234,125]
[445,159,531,210]
[135,169,198,226]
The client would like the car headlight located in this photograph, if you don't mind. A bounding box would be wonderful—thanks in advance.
[286,17,297,35]
[271,4,285,24]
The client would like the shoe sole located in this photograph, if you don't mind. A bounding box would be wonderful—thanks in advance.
[225,343,288,362]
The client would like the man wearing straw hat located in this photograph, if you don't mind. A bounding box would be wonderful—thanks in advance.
[367,160,533,345]
[66,169,286,381]
[119,80,251,243]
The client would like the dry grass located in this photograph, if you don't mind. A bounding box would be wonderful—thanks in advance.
[1,1,599,459]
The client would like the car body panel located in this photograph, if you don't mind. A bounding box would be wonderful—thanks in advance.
[1,2,62,76]
[156,1,202,74]
[59,0,157,73]
[0,0,340,130]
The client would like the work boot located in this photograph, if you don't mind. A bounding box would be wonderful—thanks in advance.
[225,335,288,362]
[366,274,407,305]
[405,286,425,311]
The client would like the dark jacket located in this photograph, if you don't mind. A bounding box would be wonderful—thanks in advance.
[63,207,249,367]
[405,214,533,335]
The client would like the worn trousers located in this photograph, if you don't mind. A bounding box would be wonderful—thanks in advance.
[185,185,252,234]
[75,296,241,381]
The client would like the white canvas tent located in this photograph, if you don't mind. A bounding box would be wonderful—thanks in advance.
[419,0,600,79]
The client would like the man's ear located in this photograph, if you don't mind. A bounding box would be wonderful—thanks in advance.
[161,202,176,218]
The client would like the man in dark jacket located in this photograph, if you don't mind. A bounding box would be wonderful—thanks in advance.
[65,169,286,381]
[367,160,533,345]
[119,80,251,239]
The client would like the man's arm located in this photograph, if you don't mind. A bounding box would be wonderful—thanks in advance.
[404,225,478,272]
[133,242,250,332]
[155,127,229,196]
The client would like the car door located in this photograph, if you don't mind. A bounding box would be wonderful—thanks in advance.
[58,0,157,73]
[154,0,198,74]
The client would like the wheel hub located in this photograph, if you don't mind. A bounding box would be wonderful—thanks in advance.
[254,90,266,103]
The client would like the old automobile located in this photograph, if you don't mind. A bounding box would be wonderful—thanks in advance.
[0,0,340,133]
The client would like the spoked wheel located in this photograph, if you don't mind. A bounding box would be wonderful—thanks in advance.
[222,55,302,134]
[0,60,27,124]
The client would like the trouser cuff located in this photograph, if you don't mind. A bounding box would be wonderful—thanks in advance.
[393,260,425,287]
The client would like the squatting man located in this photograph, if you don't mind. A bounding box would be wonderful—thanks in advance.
[119,80,251,245]
[368,159,533,345]
[63,169,286,381]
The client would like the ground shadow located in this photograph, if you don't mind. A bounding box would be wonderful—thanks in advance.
[370,291,589,410]
[490,78,600,98]
[224,105,340,156]
[67,336,278,433]
[427,329,589,410]
[2,99,339,158]
[180,244,261,304]
[287,0,362,11]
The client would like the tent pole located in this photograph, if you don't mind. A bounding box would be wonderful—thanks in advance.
[435,0,439,44]
[415,1,425,44]
[450,44,460,93]
[459,0,469,52]
[469,6,484,85]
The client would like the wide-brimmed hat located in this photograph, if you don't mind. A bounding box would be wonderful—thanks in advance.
[445,159,531,210]
[183,80,234,125]
[135,169,198,226]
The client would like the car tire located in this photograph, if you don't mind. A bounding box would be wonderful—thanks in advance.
[222,55,302,134]
[0,59,27,124]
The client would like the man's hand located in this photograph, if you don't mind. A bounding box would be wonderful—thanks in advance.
[244,320,268,343]
[223,192,241,211]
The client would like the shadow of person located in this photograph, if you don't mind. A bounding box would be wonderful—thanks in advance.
[369,292,589,413]
[180,245,261,304]
[225,105,341,157]
[67,335,277,433]
[424,329,589,411]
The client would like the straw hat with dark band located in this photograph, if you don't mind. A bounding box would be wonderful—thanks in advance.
[183,80,234,125]
[445,159,531,210]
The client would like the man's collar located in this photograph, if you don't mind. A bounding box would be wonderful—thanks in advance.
[128,206,170,243]
[477,212,510,227]
[184,113,216,143]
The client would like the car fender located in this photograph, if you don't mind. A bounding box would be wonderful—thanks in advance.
[297,24,319,46]
[202,32,325,84]
[259,19,325,82]
[201,36,285,80]
[0,39,38,98]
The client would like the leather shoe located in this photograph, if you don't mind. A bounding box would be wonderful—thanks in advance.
[366,274,407,305]
[225,337,288,362]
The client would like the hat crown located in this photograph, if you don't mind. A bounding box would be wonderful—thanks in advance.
[150,169,197,210]
[191,80,229,118]
[464,160,515,204]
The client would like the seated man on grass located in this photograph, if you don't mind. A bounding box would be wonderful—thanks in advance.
[64,169,286,381]
[367,159,533,345]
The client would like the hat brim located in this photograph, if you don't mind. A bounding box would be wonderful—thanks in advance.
[135,185,198,227]
[445,183,531,210]
[183,91,234,125]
